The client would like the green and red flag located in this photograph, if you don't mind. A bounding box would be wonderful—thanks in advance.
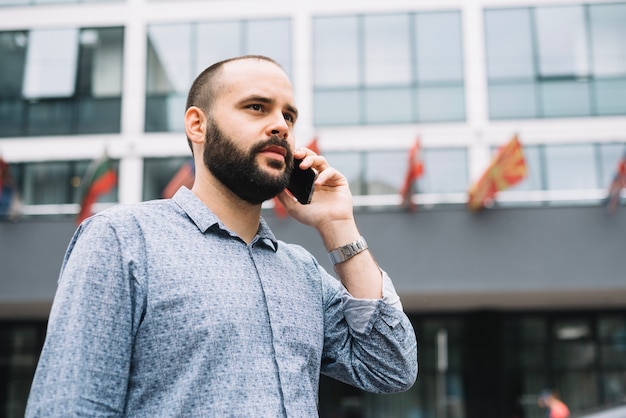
[467,134,527,211]
[76,154,117,224]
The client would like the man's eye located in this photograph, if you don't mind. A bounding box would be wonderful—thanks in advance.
[249,104,263,111]
[283,113,294,123]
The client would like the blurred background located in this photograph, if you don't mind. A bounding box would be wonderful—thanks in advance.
[1,0,625,417]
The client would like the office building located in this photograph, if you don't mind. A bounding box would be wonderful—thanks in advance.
[1,0,625,417]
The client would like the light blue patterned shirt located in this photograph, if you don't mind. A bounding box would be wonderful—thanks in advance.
[26,187,417,417]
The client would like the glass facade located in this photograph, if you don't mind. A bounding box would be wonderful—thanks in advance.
[485,3,626,119]
[0,27,124,137]
[313,11,465,126]
[318,311,626,418]
[6,141,620,210]
[145,18,292,132]
[1,1,626,415]
[0,322,46,418]
[10,160,118,207]
[503,142,625,200]
[0,0,120,5]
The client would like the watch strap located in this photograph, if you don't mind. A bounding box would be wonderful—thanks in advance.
[328,236,368,265]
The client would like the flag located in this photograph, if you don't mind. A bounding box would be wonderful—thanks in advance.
[467,135,527,211]
[400,138,424,211]
[76,155,117,224]
[0,157,21,220]
[306,137,321,155]
[273,137,320,218]
[605,151,626,215]
[162,158,195,199]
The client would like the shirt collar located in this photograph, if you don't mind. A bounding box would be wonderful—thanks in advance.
[172,187,278,251]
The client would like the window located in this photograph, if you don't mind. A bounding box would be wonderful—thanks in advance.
[11,160,118,207]
[485,3,626,119]
[0,27,124,137]
[313,11,465,126]
[496,142,624,195]
[0,0,120,5]
[145,18,291,132]
[324,148,467,197]
[143,156,190,201]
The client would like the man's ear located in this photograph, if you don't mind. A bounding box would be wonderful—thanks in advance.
[185,106,206,146]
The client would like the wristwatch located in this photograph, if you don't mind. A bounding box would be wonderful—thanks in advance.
[328,236,368,265]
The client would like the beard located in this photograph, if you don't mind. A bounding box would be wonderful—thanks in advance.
[203,120,294,205]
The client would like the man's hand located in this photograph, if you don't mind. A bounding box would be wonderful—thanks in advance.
[276,147,355,233]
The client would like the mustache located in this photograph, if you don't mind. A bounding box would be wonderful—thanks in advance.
[251,136,292,161]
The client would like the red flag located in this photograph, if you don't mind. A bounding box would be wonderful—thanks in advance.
[162,158,195,199]
[76,155,117,224]
[273,138,320,218]
[605,151,626,215]
[307,137,320,155]
[0,157,21,220]
[467,135,527,211]
[400,138,424,211]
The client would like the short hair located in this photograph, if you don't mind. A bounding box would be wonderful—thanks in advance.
[186,54,282,115]
[184,55,283,152]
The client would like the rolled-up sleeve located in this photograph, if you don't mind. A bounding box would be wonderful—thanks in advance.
[321,269,418,394]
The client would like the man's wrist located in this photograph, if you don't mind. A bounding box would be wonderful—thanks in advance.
[328,236,368,265]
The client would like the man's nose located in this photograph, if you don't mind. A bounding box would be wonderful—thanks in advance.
[266,113,289,138]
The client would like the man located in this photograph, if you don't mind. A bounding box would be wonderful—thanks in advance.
[538,389,570,418]
[26,55,417,417]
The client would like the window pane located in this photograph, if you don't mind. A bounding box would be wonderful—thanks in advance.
[599,143,626,188]
[556,371,598,412]
[26,100,73,136]
[417,148,468,193]
[34,0,74,3]
[364,88,412,124]
[365,150,405,194]
[146,24,192,95]
[0,32,27,96]
[313,16,359,87]
[80,27,123,98]
[416,85,465,122]
[195,21,241,75]
[363,14,411,85]
[0,0,29,5]
[22,29,79,98]
[589,3,626,76]
[484,8,534,79]
[544,144,597,190]
[325,152,363,195]
[246,19,291,78]
[593,79,626,115]
[22,162,73,204]
[540,80,590,117]
[143,157,189,201]
[535,6,589,78]
[601,372,626,404]
[415,11,463,82]
[488,82,537,119]
[314,90,360,125]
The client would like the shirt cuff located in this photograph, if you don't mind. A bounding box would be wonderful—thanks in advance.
[341,270,404,333]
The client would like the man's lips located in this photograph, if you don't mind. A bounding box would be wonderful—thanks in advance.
[259,145,287,162]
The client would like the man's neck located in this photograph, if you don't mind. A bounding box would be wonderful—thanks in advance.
[191,177,262,244]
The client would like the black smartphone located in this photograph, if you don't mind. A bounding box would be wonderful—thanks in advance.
[287,158,318,204]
